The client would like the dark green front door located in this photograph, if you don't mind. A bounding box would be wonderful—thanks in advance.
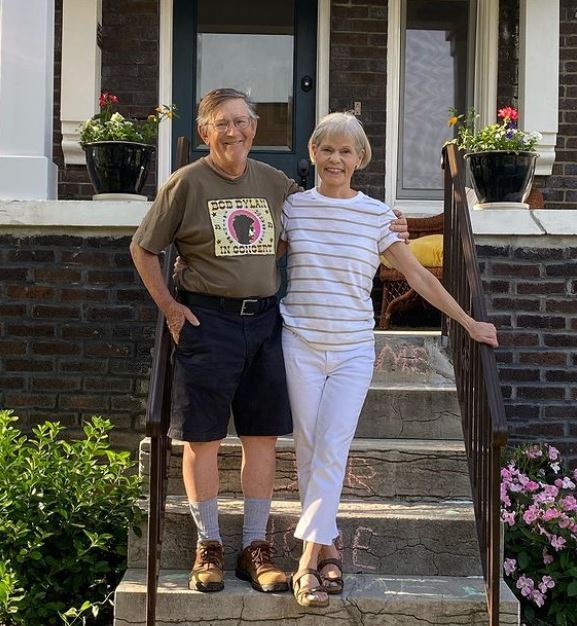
[172,0,317,188]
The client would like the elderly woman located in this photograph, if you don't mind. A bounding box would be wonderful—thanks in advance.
[130,87,410,595]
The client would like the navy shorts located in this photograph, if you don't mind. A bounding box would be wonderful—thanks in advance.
[168,302,292,442]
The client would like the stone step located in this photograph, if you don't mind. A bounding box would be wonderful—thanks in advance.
[140,437,471,500]
[128,497,482,577]
[358,383,462,439]
[114,569,520,626]
[372,331,454,385]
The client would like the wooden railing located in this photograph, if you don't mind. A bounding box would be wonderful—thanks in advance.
[442,143,508,626]
[144,137,190,626]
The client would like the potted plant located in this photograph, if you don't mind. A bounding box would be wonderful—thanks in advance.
[447,106,542,205]
[79,93,176,197]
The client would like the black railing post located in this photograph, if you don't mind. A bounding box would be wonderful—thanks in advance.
[442,144,508,626]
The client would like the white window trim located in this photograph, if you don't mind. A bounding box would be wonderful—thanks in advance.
[386,0,499,215]
[519,0,559,176]
[158,0,330,185]
[60,0,102,166]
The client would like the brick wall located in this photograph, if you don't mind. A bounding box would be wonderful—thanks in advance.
[478,241,577,464]
[329,0,388,201]
[546,0,577,208]
[53,0,160,200]
[0,235,156,454]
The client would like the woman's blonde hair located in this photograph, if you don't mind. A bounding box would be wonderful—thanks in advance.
[308,112,372,169]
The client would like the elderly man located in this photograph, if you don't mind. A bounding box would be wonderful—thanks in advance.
[130,88,408,594]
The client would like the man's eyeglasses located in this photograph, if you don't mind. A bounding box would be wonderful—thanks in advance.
[210,116,253,134]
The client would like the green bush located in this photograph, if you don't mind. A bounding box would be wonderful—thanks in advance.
[0,410,142,625]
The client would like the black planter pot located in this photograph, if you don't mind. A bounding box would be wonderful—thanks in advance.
[82,141,155,195]
[464,150,538,204]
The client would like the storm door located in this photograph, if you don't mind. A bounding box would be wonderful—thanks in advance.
[172,0,317,188]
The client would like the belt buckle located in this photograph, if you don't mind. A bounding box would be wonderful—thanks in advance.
[240,298,259,316]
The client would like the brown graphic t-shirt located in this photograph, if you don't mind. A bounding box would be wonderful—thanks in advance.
[132,158,299,297]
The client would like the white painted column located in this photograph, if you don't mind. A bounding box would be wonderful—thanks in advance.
[60,0,102,166]
[0,0,58,200]
[475,0,499,127]
[519,0,559,175]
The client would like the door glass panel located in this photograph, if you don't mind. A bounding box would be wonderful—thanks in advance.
[397,0,474,199]
[196,0,295,151]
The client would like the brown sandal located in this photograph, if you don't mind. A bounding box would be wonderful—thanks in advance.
[317,558,344,595]
[290,568,329,608]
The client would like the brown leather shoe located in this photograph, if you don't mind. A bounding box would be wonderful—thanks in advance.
[188,540,224,592]
[235,540,288,592]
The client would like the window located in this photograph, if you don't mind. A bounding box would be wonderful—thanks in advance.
[397,0,476,200]
[195,0,295,151]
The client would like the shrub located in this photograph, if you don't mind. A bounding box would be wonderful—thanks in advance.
[0,410,142,625]
[501,443,577,626]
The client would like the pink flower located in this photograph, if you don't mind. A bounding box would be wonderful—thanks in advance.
[550,535,566,551]
[539,576,555,593]
[523,480,540,493]
[543,484,560,499]
[558,515,571,529]
[523,507,540,524]
[547,445,560,461]
[99,92,119,109]
[500,483,511,507]
[517,575,535,597]
[543,548,554,565]
[531,589,545,607]
[542,508,560,522]
[555,477,576,490]
[502,511,516,526]
[503,558,517,576]
[573,468,577,481]
[525,444,543,460]
[498,106,519,122]
[561,495,577,512]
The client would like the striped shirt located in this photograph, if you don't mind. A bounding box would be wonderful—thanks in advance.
[280,188,401,350]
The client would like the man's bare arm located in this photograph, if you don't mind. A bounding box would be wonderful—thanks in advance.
[129,241,198,342]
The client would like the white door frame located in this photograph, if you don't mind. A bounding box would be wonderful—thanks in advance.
[158,0,330,185]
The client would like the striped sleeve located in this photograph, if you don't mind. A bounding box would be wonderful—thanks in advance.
[378,204,402,254]
[280,199,291,242]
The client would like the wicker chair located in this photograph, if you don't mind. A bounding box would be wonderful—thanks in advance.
[378,212,444,330]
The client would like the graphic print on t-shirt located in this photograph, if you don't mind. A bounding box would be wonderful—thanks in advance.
[208,198,275,256]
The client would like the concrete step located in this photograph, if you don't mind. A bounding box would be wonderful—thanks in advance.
[140,437,471,500]
[372,331,454,385]
[128,497,482,577]
[114,569,520,626]
[357,383,462,439]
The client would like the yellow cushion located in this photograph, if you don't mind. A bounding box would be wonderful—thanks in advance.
[381,234,443,268]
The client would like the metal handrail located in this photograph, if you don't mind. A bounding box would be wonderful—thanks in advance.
[144,136,190,626]
[442,143,508,626]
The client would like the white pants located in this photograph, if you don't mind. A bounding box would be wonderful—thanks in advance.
[282,329,375,545]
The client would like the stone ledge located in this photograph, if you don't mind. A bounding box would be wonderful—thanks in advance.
[0,200,151,236]
[1,201,576,239]
[471,208,577,237]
